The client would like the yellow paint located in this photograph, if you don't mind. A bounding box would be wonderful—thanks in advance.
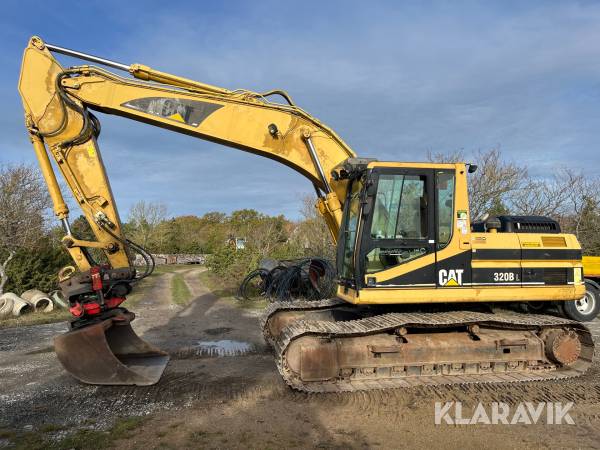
[338,284,585,305]
[19,36,589,310]
[169,112,185,123]
[541,236,567,247]
[583,256,600,277]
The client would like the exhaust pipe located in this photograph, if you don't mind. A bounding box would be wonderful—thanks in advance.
[21,289,54,312]
[0,294,14,319]
[1,293,34,316]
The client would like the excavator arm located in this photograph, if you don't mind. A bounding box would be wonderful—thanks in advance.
[18,36,356,385]
[19,36,356,274]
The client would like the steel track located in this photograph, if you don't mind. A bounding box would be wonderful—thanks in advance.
[262,300,594,393]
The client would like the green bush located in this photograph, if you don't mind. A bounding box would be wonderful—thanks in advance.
[206,245,255,284]
[4,239,70,295]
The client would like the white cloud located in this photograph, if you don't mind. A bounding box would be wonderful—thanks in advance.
[3,1,600,219]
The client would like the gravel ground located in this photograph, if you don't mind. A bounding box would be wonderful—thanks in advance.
[1,267,599,449]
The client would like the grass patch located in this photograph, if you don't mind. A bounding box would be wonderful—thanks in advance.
[171,273,192,306]
[232,296,269,311]
[39,424,64,433]
[110,416,147,439]
[0,309,71,329]
[152,264,197,275]
[126,265,197,307]
[198,270,237,298]
[124,273,157,307]
[186,429,225,445]
[199,270,268,310]
[0,429,16,439]
[6,415,148,450]
[53,429,111,450]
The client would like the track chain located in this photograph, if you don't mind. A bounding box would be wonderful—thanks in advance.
[261,298,346,346]
[263,303,594,392]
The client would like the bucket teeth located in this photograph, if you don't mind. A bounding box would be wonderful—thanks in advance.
[54,312,169,386]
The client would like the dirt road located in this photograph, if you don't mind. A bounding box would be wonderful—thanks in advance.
[1,266,600,449]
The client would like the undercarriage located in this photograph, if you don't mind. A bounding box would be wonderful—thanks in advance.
[262,299,594,392]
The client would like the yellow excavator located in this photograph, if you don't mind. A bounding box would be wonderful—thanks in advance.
[18,36,597,391]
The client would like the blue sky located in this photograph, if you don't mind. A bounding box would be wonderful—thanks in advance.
[2,1,600,220]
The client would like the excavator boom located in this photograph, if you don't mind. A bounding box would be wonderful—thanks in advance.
[19,36,355,264]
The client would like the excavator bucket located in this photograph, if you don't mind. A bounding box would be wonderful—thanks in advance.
[54,312,169,386]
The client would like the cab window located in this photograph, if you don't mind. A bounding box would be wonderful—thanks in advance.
[436,171,455,249]
[370,174,427,240]
[340,179,362,280]
[365,173,429,274]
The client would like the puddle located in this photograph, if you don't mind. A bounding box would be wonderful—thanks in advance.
[193,340,255,357]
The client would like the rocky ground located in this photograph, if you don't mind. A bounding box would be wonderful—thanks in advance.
[1,266,600,449]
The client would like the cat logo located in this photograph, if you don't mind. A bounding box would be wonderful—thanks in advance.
[439,269,464,286]
[169,112,185,123]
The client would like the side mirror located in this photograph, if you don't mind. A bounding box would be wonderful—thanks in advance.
[362,198,373,216]
[366,180,377,196]
[468,164,478,174]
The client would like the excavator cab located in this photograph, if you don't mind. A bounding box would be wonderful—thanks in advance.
[336,161,465,297]
[335,160,586,308]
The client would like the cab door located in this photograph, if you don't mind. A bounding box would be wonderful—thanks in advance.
[358,168,437,288]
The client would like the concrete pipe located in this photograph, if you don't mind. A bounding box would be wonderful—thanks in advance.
[1,293,34,316]
[0,294,14,319]
[49,290,68,309]
[21,289,54,313]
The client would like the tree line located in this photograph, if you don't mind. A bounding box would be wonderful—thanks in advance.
[123,198,333,283]
[1,148,599,293]
[428,148,600,251]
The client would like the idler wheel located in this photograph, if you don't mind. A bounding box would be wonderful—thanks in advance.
[543,329,581,366]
